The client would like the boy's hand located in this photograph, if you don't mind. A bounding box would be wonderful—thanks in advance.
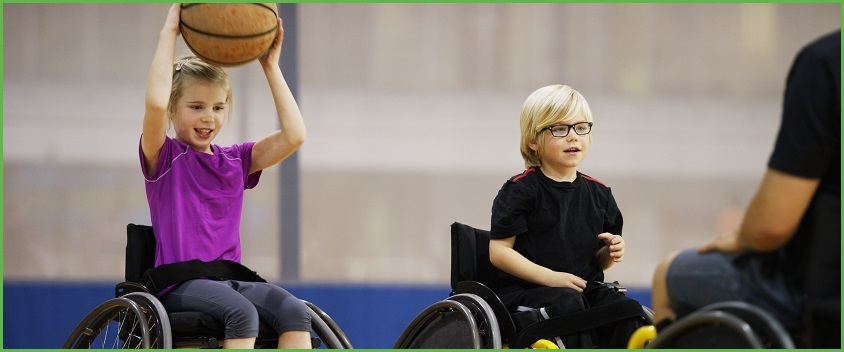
[547,272,587,292]
[598,233,624,263]
[259,18,284,68]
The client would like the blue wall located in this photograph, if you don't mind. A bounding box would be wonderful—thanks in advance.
[3,281,651,348]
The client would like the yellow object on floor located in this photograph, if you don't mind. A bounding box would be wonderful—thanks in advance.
[531,339,560,349]
[627,325,657,349]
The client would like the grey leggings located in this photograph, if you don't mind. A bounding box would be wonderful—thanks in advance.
[160,279,311,339]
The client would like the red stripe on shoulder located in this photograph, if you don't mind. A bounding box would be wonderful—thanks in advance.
[511,167,536,182]
[581,173,609,188]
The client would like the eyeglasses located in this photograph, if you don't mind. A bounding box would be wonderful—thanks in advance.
[540,122,593,137]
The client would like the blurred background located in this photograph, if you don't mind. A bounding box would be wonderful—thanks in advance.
[3,3,839,348]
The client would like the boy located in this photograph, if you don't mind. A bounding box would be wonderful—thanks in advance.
[490,84,643,348]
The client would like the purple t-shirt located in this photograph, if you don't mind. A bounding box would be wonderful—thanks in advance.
[139,136,262,269]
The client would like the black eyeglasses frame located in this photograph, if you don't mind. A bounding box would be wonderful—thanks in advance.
[540,122,593,137]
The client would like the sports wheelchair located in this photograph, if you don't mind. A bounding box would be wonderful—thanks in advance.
[394,222,653,349]
[628,301,795,348]
[63,224,352,349]
[641,191,840,349]
[396,222,803,349]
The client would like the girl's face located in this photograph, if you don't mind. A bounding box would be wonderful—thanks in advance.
[531,118,592,179]
[171,81,228,154]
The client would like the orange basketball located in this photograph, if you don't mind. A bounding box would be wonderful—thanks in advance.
[179,3,278,67]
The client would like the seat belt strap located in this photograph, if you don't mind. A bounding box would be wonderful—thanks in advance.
[509,298,645,349]
[141,259,267,294]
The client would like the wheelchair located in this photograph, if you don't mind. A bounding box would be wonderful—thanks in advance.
[394,222,653,349]
[629,301,796,348]
[640,191,840,349]
[63,224,353,349]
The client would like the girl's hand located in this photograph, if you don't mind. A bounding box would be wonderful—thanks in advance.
[259,18,284,68]
[162,4,181,35]
[547,272,587,292]
[598,232,625,263]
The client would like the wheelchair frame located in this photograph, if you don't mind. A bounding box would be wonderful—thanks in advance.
[396,222,797,349]
[641,301,796,348]
[395,222,653,348]
[63,224,352,349]
[394,292,501,349]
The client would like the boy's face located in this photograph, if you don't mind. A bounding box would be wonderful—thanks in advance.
[531,118,591,173]
[171,81,228,154]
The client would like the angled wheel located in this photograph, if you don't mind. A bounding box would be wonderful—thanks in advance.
[648,310,764,348]
[123,292,173,349]
[393,300,481,348]
[304,301,353,349]
[63,297,152,348]
[697,301,794,348]
[63,294,171,349]
[449,293,502,348]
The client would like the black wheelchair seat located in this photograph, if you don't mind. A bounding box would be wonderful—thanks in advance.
[395,221,652,349]
[119,224,281,348]
[63,223,352,349]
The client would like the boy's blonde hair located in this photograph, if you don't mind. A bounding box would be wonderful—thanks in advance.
[168,56,233,124]
[519,84,593,168]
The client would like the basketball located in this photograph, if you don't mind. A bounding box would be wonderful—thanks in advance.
[179,3,278,67]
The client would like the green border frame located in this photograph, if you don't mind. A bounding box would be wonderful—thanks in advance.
[0,1,841,349]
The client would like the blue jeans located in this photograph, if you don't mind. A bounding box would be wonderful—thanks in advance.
[666,248,802,331]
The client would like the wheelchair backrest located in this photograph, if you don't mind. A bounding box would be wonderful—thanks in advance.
[450,222,502,291]
[125,224,157,283]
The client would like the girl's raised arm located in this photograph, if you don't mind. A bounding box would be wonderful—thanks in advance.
[142,4,180,174]
[249,18,306,175]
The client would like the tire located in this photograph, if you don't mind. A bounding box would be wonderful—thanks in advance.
[123,292,173,349]
[63,297,153,348]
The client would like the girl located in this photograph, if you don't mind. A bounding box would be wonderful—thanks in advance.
[140,4,310,349]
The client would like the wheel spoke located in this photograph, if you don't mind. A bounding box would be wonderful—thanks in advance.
[100,320,110,349]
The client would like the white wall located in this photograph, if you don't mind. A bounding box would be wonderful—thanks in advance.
[3,3,840,286]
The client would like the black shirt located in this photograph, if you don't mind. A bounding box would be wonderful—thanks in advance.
[490,167,623,289]
[769,30,840,196]
[768,30,840,300]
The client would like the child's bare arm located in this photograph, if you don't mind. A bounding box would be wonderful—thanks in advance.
[490,237,587,292]
[142,4,180,174]
[250,18,306,174]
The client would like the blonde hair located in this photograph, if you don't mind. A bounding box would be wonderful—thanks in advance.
[168,56,233,125]
[519,84,594,168]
